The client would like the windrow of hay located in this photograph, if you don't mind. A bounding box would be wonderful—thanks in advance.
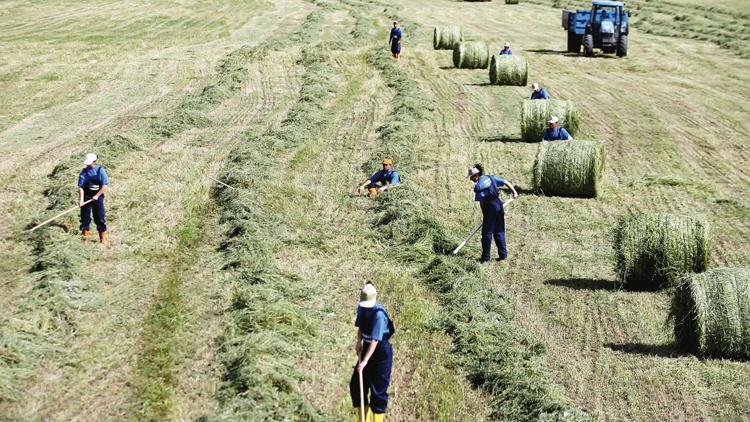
[368,31,589,420]
[489,54,528,86]
[210,32,344,420]
[614,213,711,290]
[453,41,490,69]
[521,99,580,141]
[671,268,750,359]
[531,140,604,198]
[433,25,463,50]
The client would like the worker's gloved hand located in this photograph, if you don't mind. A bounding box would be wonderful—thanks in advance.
[378,186,387,192]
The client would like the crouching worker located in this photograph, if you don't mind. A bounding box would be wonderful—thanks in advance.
[350,282,394,422]
[541,116,572,141]
[357,158,400,199]
[78,153,110,243]
[468,164,518,263]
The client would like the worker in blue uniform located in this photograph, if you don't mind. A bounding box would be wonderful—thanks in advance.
[357,158,400,199]
[350,282,394,422]
[499,41,513,55]
[468,164,518,263]
[389,21,402,60]
[541,116,573,141]
[530,82,550,100]
[78,153,110,243]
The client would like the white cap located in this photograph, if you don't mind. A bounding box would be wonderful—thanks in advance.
[359,283,377,308]
[532,82,540,90]
[83,153,98,165]
[504,42,511,47]
[467,167,480,178]
[548,116,559,124]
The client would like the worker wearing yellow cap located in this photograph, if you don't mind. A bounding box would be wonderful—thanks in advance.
[356,158,400,199]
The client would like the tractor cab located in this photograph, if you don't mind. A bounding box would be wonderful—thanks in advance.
[563,1,631,57]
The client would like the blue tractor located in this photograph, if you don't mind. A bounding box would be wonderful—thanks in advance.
[562,1,631,57]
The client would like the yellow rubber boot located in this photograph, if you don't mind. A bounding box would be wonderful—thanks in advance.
[357,406,372,422]
[368,187,378,199]
[372,412,384,422]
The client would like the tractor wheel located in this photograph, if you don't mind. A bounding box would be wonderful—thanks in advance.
[567,32,581,53]
[584,34,594,57]
[617,35,628,57]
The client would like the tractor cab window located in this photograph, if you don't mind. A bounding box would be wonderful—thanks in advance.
[594,7,618,32]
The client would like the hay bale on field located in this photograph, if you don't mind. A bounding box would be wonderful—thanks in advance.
[521,99,580,141]
[453,41,490,69]
[531,140,604,197]
[671,268,750,359]
[614,213,711,290]
[489,54,528,86]
[433,26,463,50]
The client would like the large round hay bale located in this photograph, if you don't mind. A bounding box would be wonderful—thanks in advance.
[453,41,490,69]
[433,26,463,50]
[520,99,580,141]
[531,140,604,197]
[672,268,750,359]
[614,213,711,290]
[489,54,528,86]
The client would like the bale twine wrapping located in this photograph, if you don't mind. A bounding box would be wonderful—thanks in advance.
[531,140,604,198]
[672,268,750,359]
[489,54,528,86]
[521,99,580,141]
[614,213,711,290]
[433,26,463,50]
[453,41,490,69]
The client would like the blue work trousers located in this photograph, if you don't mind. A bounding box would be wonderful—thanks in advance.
[80,195,106,232]
[350,340,393,414]
[480,197,506,261]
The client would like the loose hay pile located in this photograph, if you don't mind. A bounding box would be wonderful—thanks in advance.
[671,268,750,359]
[531,140,604,197]
[489,54,528,86]
[433,25,463,50]
[453,41,490,69]
[521,99,580,141]
[614,213,711,290]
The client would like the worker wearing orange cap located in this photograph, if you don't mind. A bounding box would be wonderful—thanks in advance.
[356,158,401,199]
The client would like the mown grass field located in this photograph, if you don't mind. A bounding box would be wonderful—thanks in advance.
[1,0,748,421]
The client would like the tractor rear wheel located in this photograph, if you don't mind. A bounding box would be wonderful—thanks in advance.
[584,34,594,57]
[567,32,581,53]
[617,35,628,57]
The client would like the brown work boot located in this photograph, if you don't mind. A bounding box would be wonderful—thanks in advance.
[98,231,107,244]
[82,229,91,242]
[368,187,378,199]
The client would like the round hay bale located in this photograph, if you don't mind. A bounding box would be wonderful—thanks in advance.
[671,268,750,359]
[433,26,463,50]
[614,213,711,290]
[531,140,604,198]
[489,54,528,86]
[453,41,490,69]
[520,99,580,141]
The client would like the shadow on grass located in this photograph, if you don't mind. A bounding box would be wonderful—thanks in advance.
[525,49,578,56]
[478,135,527,143]
[439,66,457,70]
[465,82,493,87]
[544,278,618,291]
[604,342,684,358]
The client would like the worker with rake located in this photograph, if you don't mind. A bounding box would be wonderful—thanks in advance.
[468,164,518,263]
[350,282,394,422]
[389,21,402,60]
[541,116,572,141]
[78,153,110,243]
[356,157,400,199]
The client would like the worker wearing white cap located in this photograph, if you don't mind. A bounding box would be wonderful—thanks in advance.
[499,41,512,55]
[541,116,572,141]
[349,282,394,422]
[78,153,110,242]
[530,82,550,100]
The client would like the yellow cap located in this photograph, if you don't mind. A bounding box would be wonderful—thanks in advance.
[382,158,393,166]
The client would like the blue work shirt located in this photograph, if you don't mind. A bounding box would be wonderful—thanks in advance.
[474,175,506,202]
[389,27,402,44]
[370,169,400,185]
[541,127,571,141]
[78,165,110,192]
[530,88,549,100]
[355,304,390,341]
[499,48,512,55]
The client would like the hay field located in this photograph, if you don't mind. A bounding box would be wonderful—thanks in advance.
[1,0,748,420]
